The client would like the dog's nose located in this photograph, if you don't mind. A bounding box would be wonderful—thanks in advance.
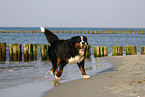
[82,42,86,46]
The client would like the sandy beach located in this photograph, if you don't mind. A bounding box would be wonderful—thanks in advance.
[44,55,145,97]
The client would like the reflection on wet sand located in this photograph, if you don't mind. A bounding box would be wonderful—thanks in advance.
[51,78,60,87]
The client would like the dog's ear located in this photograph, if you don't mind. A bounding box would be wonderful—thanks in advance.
[67,37,76,46]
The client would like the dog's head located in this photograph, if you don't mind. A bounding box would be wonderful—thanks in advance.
[70,36,88,51]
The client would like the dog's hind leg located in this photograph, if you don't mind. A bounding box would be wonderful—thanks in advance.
[55,60,67,79]
[77,60,90,79]
[51,57,62,77]
[55,65,66,79]
[51,59,58,76]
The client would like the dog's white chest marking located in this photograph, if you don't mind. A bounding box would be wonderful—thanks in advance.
[68,49,85,64]
[68,55,84,64]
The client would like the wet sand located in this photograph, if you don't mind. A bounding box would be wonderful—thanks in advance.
[44,55,145,97]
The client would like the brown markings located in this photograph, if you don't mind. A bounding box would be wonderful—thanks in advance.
[56,71,63,78]
[80,67,86,75]
[66,58,69,63]
[75,43,81,51]
[54,57,61,73]
[55,57,63,78]
[52,57,61,74]
[57,57,61,67]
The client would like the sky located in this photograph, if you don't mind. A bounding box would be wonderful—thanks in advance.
[0,0,145,28]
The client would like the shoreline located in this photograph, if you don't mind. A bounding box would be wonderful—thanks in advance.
[0,57,113,97]
[43,55,145,97]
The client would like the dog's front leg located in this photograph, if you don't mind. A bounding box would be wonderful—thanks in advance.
[77,60,90,79]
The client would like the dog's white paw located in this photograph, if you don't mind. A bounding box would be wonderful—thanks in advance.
[40,27,45,33]
[55,75,61,80]
[83,75,90,79]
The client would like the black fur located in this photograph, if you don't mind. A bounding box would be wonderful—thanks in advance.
[42,27,90,79]
[44,28,59,44]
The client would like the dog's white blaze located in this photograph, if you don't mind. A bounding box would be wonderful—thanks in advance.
[40,27,45,33]
[80,36,87,46]
[80,36,84,46]
[81,36,83,41]
[68,49,85,64]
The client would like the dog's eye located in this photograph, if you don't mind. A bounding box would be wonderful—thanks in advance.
[77,45,80,47]
[83,38,86,41]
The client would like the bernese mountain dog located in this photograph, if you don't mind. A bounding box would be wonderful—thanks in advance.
[40,27,90,79]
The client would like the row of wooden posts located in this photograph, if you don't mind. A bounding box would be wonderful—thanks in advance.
[1,30,145,34]
[0,43,90,62]
[94,45,140,57]
[0,42,145,62]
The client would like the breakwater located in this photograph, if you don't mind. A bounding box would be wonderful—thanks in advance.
[1,42,145,62]
[1,27,145,62]
[1,29,145,34]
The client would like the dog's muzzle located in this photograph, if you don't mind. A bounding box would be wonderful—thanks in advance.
[80,42,87,49]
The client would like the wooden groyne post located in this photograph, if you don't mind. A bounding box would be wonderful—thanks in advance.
[141,46,145,55]
[9,44,22,61]
[23,44,37,61]
[94,46,102,57]
[0,42,6,61]
[103,46,108,56]
[40,44,49,61]
[112,46,123,56]
[125,45,137,55]
[85,45,91,58]
[94,46,107,57]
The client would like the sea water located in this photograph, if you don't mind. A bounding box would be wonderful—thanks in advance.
[0,27,145,97]
[0,57,113,97]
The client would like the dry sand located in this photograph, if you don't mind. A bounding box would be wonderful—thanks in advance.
[43,55,145,97]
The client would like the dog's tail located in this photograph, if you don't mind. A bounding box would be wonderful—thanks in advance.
[40,27,59,44]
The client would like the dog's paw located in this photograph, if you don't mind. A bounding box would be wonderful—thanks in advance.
[83,75,90,79]
[55,75,61,80]
[40,27,45,33]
